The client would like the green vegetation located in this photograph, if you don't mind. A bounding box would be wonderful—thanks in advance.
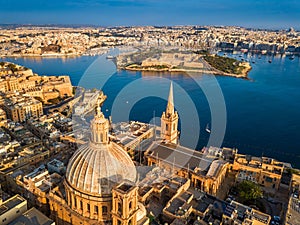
[237,181,263,203]
[153,65,168,69]
[127,64,169,70]
[0,62,5,67]
[203,54,246,75]
[148,214,155,223]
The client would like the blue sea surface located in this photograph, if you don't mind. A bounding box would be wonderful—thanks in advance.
[3,53,300,167]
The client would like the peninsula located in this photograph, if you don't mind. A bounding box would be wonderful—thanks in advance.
[116,48,251,78]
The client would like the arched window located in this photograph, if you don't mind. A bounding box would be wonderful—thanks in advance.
[80,200,83,210]
[87,203,90,212]
[74,196,77,208]
[94,205,98,215]
[118,202,122,214]
[102,206,108,215]
[129,201,132,211]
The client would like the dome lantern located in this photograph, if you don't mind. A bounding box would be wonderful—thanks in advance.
[90,99,109,144]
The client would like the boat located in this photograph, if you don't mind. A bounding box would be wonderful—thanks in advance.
[205,124,211,133]
[252,61,256,64]
[106,55,115,59]
[289,55,295,60]
[268,60,272,63]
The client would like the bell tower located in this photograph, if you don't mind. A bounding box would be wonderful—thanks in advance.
[161,82,179,144]
[111,182,138,225]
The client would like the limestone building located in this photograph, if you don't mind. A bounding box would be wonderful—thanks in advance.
[1,95,43,122]
[145,83,228,197]
[232,154,284,190]
[49,101,149,225]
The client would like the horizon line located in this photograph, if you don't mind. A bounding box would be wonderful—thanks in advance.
[0,23,298,31]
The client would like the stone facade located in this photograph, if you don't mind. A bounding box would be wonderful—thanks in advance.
[232,154,284,190]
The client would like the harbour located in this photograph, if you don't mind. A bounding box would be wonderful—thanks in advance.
[2,52,300,168]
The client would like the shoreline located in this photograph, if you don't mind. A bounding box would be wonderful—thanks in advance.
[1,53,85,58]
[122,66,250,78]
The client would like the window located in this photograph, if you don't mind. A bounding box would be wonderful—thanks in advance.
[87,203,90,212]
[94,205,98,215]
[129,201,132,210]
[80,200,83,210]
[118,202,122,214]
[166,124,168,131]
[102,206,108,215]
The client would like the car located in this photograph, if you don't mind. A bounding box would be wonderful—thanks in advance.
[273,216,281,222]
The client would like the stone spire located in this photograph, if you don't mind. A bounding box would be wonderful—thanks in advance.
[166,82,175,116]
[90,98,110,144]
[161,82,179,144]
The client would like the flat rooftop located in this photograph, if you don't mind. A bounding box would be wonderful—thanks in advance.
[115,183,135,193]
[8,207,54,225]
[0,195,26,216]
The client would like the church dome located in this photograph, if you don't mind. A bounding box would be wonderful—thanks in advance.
[65,104,137,196]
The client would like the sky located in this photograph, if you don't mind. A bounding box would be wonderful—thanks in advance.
[1,0,300,29]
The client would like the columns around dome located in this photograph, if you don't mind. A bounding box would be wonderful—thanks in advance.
[64,180,112,223]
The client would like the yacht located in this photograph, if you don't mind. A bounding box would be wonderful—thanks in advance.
[106,55,115,59]
[205,124,211,133]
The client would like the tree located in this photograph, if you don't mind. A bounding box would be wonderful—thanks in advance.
[237,180,263,203]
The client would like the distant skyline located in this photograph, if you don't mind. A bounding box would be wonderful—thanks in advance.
[1,0,300,30]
